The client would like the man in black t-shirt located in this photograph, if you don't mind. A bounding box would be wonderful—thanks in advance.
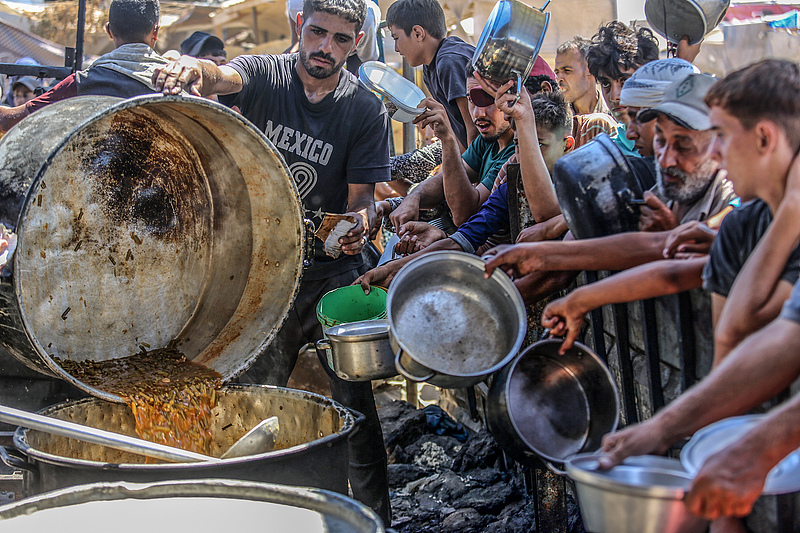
[153,0,391,523]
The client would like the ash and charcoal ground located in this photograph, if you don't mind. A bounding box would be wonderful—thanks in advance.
[378,401,586,533]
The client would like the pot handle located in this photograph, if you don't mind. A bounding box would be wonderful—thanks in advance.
[0,445,36,473]
[544,459,567,477]
[394,348,435,382]
[540,0,551,11]
[315,339,335,372]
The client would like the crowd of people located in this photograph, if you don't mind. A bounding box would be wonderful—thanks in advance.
[2,0,800,530]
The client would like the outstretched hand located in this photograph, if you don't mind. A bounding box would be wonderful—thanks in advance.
[597,418,672,470]
[152,55,204,96]
[395,221,446,255]
[483,243,545,279]
[541,295,587,355]
[663,221,716,259]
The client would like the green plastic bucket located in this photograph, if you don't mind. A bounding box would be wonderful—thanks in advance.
[316,285,387,329]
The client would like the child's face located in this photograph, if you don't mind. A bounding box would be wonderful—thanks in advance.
[388,25,425,67]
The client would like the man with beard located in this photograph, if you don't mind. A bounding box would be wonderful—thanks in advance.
[383,64,518,231]
[482,73,736,306]
[152,0,391,523]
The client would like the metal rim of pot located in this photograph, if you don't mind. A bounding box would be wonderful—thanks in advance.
[6,384,362,470]
[472,0,552,85]
[565,454,693,499]
[0,94,308,404]
[0,478,385,532]
[487,338,620,472]
[386,251,527,387]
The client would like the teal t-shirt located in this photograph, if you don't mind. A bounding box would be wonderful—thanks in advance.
[461,136,516,190]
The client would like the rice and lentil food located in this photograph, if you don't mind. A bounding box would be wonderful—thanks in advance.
[56,346,222,457]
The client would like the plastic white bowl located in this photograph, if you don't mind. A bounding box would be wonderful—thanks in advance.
[359,61,426,123]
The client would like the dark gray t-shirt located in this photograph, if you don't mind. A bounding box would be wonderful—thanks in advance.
[423,36,474,149]
[703,199,800,297]
[222,54,390,279]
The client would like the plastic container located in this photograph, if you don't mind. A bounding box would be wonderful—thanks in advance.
[316,285,387,329]
[359,62,426,123]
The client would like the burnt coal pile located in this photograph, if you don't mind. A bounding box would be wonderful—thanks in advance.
[379,401,585,533]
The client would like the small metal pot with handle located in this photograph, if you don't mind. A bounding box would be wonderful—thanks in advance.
[472,0,551,85]
[315,320,397,382]
[387,251,526,389]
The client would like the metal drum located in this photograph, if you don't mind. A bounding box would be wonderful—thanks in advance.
[0,479,386,533]
[0,95,306,402]
[1,384,360,497]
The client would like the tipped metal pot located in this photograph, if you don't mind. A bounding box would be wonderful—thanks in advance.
[645,0,730,44]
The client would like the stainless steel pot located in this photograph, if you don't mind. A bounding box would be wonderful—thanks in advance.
[315,320,397,381]
[486,339,619,466]
[472,0,551,84]
[645,0,730,44]
[0,479,385,533]
[0,95,308,402]
[566,454,708,533]
[387,251,526,389]
[0,384,362,498]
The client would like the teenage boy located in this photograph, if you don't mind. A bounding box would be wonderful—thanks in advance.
[358,87,572,289]
[597,61,800,527]
[386,0,477,151]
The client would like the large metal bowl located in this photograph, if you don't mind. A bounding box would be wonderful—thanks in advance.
[645,0,730,45]
[3,384,358,497]
[0,95,306,402]
[566,454,708,533]
[387,251,526,389]
[0,479,385,533]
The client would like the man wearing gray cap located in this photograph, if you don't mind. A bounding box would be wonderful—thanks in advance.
[10,77,41,106]
[483,72,736,308]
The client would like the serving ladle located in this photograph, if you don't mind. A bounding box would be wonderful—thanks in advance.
[0,404,279,463]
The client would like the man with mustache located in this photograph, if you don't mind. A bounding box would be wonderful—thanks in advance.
[483,74,736,306]
[152,0,391,523]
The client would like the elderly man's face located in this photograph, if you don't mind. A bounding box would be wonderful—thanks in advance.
[653,114,719,204]
[554,48,594,104]
[466,77,511,142]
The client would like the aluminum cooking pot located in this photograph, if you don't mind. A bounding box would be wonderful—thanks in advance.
[486,339,619,468]
[645,0,729,45]
[0,95,308,403]
[315,320,397,382]
[0,384,362,498]
[566,454,707,533]
[553,133,654,240]
[0,479,385,533]
[387,251,526,389]
[472,0,551,85]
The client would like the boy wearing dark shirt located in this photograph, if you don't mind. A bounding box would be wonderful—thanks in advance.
[386,0,477,150]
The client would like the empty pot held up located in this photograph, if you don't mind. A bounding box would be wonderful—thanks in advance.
[387,251,526,389]
[645,0,730,44]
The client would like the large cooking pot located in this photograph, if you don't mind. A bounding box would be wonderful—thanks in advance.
[0,384,361,498]
[315,320,397,382]
[486,339,619,467]
[472,0,551,84]
[387,251,526,389]
[0,479,385,532]
[553,133,653,240]
[645,0,729,45]
[0,95,307,402]
[566,454,707,533]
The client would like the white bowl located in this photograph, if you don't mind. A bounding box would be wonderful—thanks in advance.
[359,61,426,123]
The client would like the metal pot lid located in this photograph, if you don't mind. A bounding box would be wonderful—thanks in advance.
[325,319,389,341]
[567,454,693,499]
[682,414,800,495]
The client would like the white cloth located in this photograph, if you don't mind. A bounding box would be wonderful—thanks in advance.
[620,58,700,108]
